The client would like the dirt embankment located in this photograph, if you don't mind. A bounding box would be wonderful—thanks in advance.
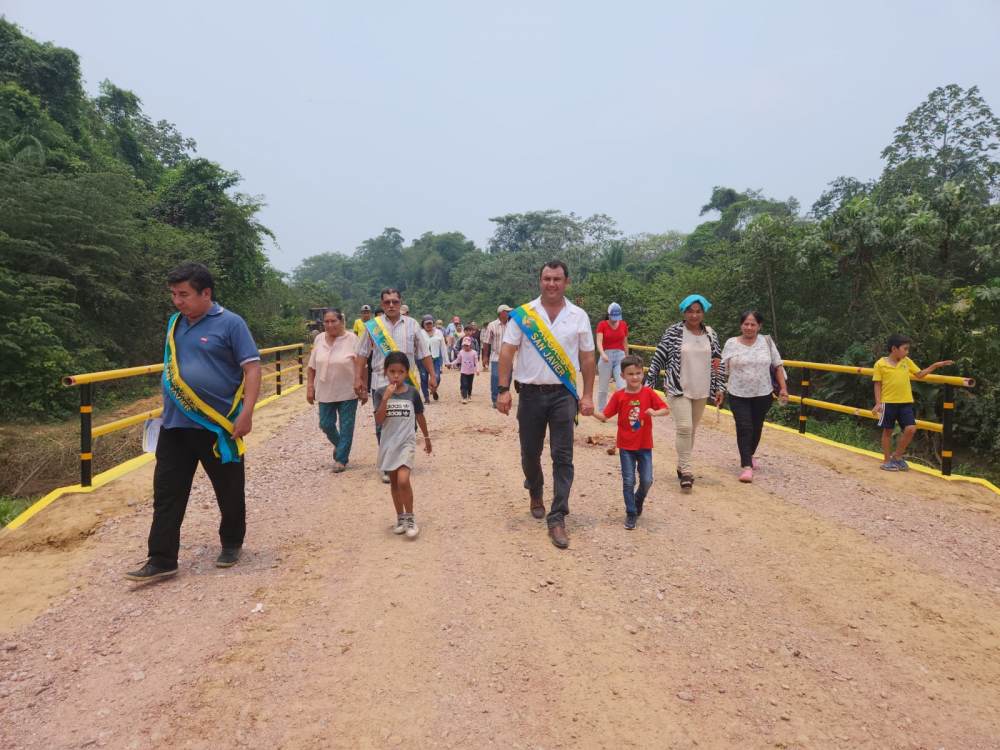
[2,373,1000,750]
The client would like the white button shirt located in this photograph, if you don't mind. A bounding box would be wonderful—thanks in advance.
[503,296,594,385]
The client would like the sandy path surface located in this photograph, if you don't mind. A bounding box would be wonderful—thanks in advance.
[2,371,1000,750]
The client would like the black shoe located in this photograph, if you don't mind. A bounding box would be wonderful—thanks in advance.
[215,547,242,568]
[635,497,645,516]
[433,392,439,401]
[123,563,177,582]
[624,512,637,530]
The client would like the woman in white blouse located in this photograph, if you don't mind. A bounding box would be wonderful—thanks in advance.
[721,310,788,484]
[307,309,359,473]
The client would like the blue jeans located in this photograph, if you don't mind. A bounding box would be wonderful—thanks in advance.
[490,359,513,405]
[619,448,652,515]
[417,359,435,400]
[318,399,358,465]
[597,349,626,411]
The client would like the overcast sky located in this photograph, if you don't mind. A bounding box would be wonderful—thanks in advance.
[6,1,1000,272]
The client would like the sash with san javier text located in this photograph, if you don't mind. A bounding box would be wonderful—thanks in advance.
[366,317,420,389]
[162,312,246,463]
[509,303,580,422]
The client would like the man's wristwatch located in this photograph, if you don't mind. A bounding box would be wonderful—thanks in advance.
[497,385,510,393]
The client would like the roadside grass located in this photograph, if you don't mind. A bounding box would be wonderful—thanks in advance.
[1,495,33,529]
[810,417,880,453]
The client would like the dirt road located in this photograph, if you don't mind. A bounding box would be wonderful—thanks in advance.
[2,372,999,749]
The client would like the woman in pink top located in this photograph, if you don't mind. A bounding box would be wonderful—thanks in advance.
[449,337,479,404]
[307,309,359,472]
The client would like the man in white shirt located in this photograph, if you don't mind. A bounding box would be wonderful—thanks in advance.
[496,261,595,549]
[481,304,513,408]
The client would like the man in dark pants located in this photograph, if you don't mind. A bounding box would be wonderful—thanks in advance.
[496,261,595,549]
[125,262,262,581]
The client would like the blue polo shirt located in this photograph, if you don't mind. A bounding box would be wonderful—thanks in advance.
[161,303,260,430]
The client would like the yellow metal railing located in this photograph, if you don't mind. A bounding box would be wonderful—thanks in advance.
[631,344,973,475]
[63,342,307,487]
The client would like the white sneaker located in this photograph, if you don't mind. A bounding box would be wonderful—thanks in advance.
[405,515,419,538]
[393,515,406,535]
[381,471,390,484]
[462,398,467,404]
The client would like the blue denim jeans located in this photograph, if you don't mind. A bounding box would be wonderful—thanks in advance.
[490,359,513,405]
[318,399,358,465]
[417,359,437,401]
[619,448,652,514]
[597,349,627,410]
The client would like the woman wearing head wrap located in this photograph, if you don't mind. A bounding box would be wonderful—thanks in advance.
[642,294,725,490]
[596,302,629,411]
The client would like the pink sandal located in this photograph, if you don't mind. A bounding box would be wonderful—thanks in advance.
[739,468,754,483]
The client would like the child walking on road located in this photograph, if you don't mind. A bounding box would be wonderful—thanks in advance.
[449,337,479,404]
[373,352,432,537]
[872,334,953,472]
[592,355,670,529]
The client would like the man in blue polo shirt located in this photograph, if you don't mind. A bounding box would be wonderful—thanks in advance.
[125,262,262,582]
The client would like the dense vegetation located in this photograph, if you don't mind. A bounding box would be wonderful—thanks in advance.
[2,19,998,469]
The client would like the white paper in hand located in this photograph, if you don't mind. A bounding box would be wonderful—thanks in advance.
[142,418,162,453]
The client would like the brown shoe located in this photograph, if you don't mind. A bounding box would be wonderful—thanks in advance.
[530,497,546,519]
[548,525,569,548]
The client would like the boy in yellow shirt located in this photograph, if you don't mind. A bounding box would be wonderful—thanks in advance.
[871,334,953,471]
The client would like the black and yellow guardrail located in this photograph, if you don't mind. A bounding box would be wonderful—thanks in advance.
[629,347,974,477]
[62,343,306,487]
[782,360,973,476]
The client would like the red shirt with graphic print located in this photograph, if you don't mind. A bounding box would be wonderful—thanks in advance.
[603,386,667,451]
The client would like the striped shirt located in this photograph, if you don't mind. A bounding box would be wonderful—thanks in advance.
[354,315,430,390]
[481,318,509,363]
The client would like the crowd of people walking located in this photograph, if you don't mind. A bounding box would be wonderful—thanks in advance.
[123,259,952,580]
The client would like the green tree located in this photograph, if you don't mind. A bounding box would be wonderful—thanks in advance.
[881,84,1000,203]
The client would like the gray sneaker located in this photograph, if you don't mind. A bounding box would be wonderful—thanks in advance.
[405,515,420,538]
[393,514,407,535]
[215,547,242,568]
[123,563,177,582]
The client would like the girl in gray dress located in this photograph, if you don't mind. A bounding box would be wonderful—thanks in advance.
[373,352,432,538]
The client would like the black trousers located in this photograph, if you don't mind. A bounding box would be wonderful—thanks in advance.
[147,427,246,569]
[460,373,474,398]
[728,394,773,467]
[516,385,577,528]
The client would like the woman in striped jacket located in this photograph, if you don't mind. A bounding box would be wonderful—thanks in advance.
[643,294,725,490]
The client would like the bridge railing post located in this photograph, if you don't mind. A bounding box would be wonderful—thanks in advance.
[798,367,809,434]
[942,384,955,476]
[276,350,282,396]
[80,383,93,487]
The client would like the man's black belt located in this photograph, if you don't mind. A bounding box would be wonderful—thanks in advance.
[518,383,567,393]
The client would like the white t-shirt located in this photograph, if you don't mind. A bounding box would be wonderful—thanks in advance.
[419,328,446,359]
[721,335,783,398]
[503,296,594,385]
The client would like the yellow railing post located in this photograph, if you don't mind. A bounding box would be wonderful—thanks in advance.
[298,345,304,385]
[942,384,955,476]
[276,349,282,396]
[799,367,809,435]
[80,383,93,487]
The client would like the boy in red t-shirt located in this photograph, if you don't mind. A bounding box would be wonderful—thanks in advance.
[592,354,670,529]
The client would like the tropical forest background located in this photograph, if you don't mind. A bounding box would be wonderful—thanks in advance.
[1,17,999,493]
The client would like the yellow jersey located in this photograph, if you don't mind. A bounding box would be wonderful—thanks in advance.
[353,318,368,338]
[873,356,919,404]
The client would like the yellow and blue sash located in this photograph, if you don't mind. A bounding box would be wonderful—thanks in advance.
[509,303,580,421]
[163,313,246,463]
[366,317,420,389]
